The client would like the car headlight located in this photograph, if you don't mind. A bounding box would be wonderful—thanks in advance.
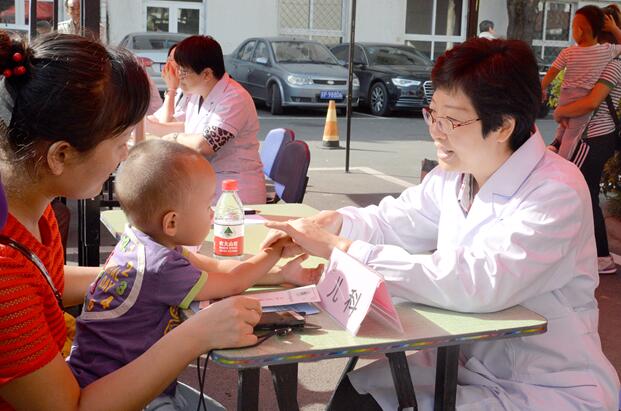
[287,75,314,86]
[391,78,421,87]
[352,77,360,87]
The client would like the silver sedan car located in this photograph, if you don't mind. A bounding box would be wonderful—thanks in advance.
[225,37,359,114]
[119,32,189,92]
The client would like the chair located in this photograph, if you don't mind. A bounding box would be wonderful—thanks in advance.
[260,128,295,179]
[270,140,310,203]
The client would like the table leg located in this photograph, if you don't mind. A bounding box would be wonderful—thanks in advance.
[237,368,260,411]
[434,345,460,411]
[326,356,359,408]
[77,198,101,267]
[269,363,300,411]
[386,351,418,411]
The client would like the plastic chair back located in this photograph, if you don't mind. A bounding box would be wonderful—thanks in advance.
[271,140,310,203]
[260,128,295,179]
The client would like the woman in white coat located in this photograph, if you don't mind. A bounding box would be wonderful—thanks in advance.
[155,36,266,204]
[263,38,620,410]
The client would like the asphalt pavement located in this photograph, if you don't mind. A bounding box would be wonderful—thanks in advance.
[63,110,621,410]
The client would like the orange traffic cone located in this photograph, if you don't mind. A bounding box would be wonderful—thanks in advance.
[322,100,340,149]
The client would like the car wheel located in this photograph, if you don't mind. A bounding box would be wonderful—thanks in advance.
[369,82,390,116]
[270,84,283,115]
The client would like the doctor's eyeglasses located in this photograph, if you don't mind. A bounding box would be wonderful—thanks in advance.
[422,107,480,134]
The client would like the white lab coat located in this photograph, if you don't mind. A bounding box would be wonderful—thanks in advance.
[185,73,265,205]
[339,130,620,410]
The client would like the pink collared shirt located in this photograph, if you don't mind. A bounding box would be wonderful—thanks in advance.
[185,73,266,204]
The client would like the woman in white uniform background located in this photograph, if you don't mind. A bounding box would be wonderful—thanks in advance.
[155,36,266,204]
[263,38,620,410]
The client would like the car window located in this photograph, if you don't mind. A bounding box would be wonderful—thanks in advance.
[237,41,257,61]
[253,41,269,62]
[120,35,129,47]
[329,45,366,64]
[365,46,433,66]
[132,36,183,51]
[331,45,348,60]
[353,46,366,64]
[272,41,338,64]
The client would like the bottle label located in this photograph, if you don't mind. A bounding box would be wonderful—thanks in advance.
[213,223,244,256]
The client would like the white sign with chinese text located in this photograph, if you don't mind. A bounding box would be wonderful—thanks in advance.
[317,248,403,335]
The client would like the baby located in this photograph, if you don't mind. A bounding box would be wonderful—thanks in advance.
[541,5,621,159]
[67,139,322,410]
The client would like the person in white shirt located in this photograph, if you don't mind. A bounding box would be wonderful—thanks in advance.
[150,36,266,205]
[57,0,80,35]
[262,38,620,411]
[478,20,496,40]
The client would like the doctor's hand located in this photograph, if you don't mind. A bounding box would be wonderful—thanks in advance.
[264,218,351,260]
[260,211,344,255]
[162,61,180,92]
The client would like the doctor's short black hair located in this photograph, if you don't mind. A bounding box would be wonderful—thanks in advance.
[431,38,541,151]
[174,35,225,79]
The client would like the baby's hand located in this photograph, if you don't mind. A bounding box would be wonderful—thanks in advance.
[265,237,292,257]
[281,254,324,286]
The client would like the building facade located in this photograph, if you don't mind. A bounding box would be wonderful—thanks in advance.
[0,0,617,64]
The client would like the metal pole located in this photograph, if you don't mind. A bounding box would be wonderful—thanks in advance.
[53,0,59,31]
[345,0,356,173]
[466,0,479,39]
[29,0,38,40]
[81,0,100,40]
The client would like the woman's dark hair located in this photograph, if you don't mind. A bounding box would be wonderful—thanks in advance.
[432,38,541,152]
[576,5,605,38]
[174,35,225,79]
[0,31,150,166]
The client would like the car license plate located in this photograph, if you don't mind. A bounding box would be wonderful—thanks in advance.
[320,91,344,100]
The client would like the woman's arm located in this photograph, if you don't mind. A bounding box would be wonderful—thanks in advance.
[144,117,184,137]
[156,62,180,123]
[0,296,260,411]
[162,132,216,156]
[62,265,101,307]
[554,81,613,121]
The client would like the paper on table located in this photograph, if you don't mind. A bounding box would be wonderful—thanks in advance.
[263,302,320,315]
[245,285,321,307]
[244,214,267,225]
[317,248,403,335]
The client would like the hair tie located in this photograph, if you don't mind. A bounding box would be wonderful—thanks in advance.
[12,66,26,76]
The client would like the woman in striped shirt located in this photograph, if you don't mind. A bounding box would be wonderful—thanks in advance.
[554,5,621,275]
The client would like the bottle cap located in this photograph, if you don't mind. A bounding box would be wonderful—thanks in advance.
[222,179,238,191]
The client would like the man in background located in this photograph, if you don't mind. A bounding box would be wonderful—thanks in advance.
[478,20,497,40]
[57,0,80,35]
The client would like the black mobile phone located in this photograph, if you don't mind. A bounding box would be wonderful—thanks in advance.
[254,311,305,330]
[243,208,257,215]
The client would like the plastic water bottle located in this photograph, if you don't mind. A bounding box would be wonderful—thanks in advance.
[213,179,244,259]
